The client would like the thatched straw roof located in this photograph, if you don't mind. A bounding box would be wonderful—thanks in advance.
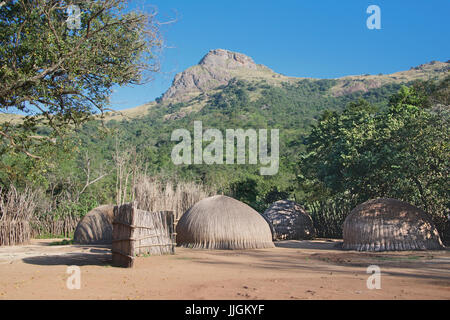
[133,178,215,221]
[176,195,274,249]
[263,200,315,240]
[343,198,444,251]
[73,205,116,244]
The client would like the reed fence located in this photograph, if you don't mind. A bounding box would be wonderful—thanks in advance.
[0,187,37,246]
[112,203,175,268]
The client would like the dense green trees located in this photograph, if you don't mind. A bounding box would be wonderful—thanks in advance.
[298,80,449,238]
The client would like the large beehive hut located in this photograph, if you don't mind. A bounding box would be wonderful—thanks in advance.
[343,198,444,251]
[263,200,315,240]
[176,195,274,249]
[73,205,116,244]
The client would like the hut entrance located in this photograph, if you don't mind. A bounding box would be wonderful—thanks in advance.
[112,203,176,268]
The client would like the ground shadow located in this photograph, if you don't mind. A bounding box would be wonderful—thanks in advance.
[22,248,112,267]
[274,240,343,250]
[188,244,450,285]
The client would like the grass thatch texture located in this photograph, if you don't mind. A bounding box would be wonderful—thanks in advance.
[0,186,38,246]
[263,200,315,240]
[176,195,274,250]
[343,198,444,251]
[133,176,215,222]
[73,205,115,244]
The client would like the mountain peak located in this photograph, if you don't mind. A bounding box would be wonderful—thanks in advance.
[198,49,258,70]
[160,50,450,103]
[161,49,271,102]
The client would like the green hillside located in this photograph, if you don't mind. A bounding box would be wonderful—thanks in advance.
[79,77,404,194]
[1,50,448,240]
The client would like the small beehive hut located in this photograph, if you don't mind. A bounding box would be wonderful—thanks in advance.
[112,203,175,268]
[263,200,315,240]
[176,195,274,249]
[343,198,444,251]
[73,205,116,245]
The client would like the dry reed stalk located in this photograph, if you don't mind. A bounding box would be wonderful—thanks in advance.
[31,215,80,238]
[0,186,37,246]
[133,176,215,223]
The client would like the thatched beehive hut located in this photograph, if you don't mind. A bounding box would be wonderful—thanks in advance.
[176,195,274,249]
[263,200,315,240]
[73,205,116,244]
[343,198,444,251]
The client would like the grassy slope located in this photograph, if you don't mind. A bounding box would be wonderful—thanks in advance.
[104,60,449,121]
[2,61,447,124]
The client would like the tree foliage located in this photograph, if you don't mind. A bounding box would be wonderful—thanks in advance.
[299,79,449,236]
[0,0,162,157]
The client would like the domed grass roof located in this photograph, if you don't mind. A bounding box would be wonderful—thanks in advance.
[263,200,315,240]
[343,198,444,251]
[74,205,115,244]
[176,195,274,249]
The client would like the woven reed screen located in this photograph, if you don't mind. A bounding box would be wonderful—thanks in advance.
[112,203,175,268]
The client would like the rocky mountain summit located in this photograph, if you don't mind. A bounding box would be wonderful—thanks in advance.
[160,49,449,103]
[93,50,449,121]
[161,49,274,102]
[200,49,259,70]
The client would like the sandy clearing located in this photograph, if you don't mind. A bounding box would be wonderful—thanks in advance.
[0,239,449,300]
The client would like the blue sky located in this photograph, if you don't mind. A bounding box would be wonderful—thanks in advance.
[110,0,450,111]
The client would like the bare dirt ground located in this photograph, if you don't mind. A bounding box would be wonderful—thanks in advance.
[0,239,449,300]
